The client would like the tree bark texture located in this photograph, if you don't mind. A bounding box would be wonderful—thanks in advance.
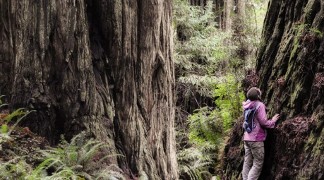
[223,0,324,179]
[236,0,245,19]
[224,0,233,31]
[189,0,207,6]
[232,0,247,62]
[0,0,178,179]
[215,0,225,29]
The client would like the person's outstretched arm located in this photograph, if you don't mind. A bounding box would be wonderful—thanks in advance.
[257,103,279,128]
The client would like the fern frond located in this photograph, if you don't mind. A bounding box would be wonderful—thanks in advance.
[78,142,105,164]
[7,110,35,135]
[3,108,26,123]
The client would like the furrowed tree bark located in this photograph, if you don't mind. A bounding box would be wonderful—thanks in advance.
[215,0,225,29]
[189,0,207,6]
[0,0,178,179]
[224,0,233,31]
[237,0,245,19]
[222,0,324,179]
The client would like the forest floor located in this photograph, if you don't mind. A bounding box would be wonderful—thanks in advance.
[0,121,49,165]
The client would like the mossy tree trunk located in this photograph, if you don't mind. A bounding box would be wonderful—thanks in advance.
[222,0,324,179]
[0,0,178,179]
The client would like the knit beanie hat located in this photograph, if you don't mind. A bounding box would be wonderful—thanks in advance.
[247,87,261,101]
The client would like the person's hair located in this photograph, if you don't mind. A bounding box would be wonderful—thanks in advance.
[247,87,261,101]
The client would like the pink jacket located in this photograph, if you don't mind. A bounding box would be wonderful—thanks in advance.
[243,100,276,141]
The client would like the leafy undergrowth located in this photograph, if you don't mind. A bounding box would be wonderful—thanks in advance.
[0,126,48,165]
[0,112,125,180]
[0,109,49,179]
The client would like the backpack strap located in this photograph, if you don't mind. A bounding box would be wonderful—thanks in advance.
[255,102,261,111]
[252,102,261,123]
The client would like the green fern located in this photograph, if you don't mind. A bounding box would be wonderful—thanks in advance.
[0,158,33,180]
[26,158,60,179]
[3,108,26,123]
[0,107,34,136]
[0,132,124,180]
[178,146,214,180]
[1,124,8,134]
[32,132,123,179]
[213,75,245,132]
[188,106,222,145]
[0,104,34,155]
[95,164,126,180]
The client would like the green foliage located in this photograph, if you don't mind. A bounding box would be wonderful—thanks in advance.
[188,75,244,144]
[3,108,27,123]
[0,132,125,180]
[0,95,8,107]
[174,0,266,178]
[0,97,124,180]
[290,23,306,61]
[0,99,35,179]
[0,98,34,148]
[174,0,248,178]
[27,132,124,180]
[213,75,245,131]
[178,75,221,98]
[188,107,221,145]
[95,165,126,180]
[0,96,27,130]
[8,109,35,135]
[242,0,269,68]
[174,0,235,76]
[174,0,216,37]
[309,27,323,38]
[290,23,323,61]
[177,145,215,180]
[0,158,33,180]
[181,75,244,179]
[1,124,8,134]
[0,108,34,143]
[245,0,269,37]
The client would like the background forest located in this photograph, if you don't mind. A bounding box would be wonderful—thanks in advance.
[173,0,268,179]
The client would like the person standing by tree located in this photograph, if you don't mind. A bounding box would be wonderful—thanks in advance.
[242,87,280,180]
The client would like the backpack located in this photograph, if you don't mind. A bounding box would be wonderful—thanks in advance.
[243,103,261,133]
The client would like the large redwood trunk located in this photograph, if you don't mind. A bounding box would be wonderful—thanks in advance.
[222,0,324,179]
[0,0,178,179]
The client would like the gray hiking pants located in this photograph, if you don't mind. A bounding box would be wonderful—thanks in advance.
[242,141,264,180]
